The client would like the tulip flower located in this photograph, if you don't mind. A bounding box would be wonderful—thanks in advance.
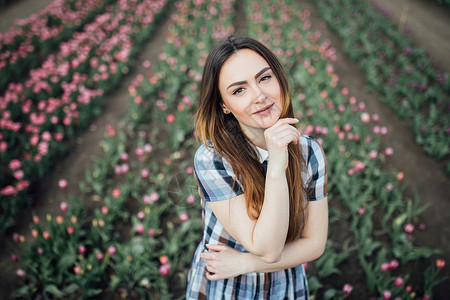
[108,246,117,256]
[58,179,68,189]
[394,277,404,287]
[159,263,171,276]
[436,258,445,268]
[179,212,189,222]
[342,284,353,295]
[60,201,68,212]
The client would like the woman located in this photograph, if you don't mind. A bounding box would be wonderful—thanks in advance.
[186,35,328,299]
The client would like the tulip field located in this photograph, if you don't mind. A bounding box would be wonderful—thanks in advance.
[1,0,448,299]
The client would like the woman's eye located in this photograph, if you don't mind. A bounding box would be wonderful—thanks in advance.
[232,87,244,95]
[260,75,272,82]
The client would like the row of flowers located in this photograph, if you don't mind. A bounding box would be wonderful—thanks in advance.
[0,0,116,92]
[0,0,170,232]
[246,0,445,298]
[312,0,450,170]
[11,0,236,298]
[8,0,446,298]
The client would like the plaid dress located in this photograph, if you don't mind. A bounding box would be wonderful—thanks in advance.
[186,135,327,299]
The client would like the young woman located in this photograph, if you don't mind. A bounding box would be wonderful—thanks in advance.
[186,35,328,299]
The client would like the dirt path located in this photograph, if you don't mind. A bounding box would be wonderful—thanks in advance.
[0,0,54,31]
[0,1,170,297]
[369,0,450,74]
[300,0,450,297]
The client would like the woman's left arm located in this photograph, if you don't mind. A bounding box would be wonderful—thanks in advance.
[200,197,328,280]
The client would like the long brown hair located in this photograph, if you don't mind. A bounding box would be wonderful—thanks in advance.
[195,35,307,242]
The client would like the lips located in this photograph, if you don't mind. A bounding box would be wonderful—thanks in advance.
[254,103,274,114]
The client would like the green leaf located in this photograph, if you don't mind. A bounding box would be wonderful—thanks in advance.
[63,283,79,294]
[11,285,30,297]
[44,284,65,297]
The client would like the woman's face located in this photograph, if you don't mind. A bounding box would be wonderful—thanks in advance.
[218,49,283,138]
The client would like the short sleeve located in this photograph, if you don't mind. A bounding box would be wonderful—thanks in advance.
[193,144,243,202]
[304,136,328,201]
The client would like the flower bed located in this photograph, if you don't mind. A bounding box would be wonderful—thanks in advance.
[247,0,445,298]
[0,0,116,92]
[11,0,236,298]
[312,0,450,170]
[0,0,170,232]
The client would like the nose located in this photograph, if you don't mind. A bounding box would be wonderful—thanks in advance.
[253,84,267,104]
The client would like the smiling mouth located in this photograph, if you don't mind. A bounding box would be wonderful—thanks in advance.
[254,103,274,114]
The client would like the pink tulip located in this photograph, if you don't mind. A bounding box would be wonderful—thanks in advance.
[436,259,445,268]
[404,224,414,234]
[78,245,86,254]
[179,212,189,222]
[159,263,171,276]
[141,168,149,178]
[380,263,390,272]
[16,269,25,277]
[114,165,122,175]
[385,147,394,157]
[136,224,145,235]
[369,150,378,160]
[101,206,108,215]
[58,179,68,189]
[74,265,82,274]
[144,144,153,153]
[380,126,388,136]
[342,284,353,295]
[166,114,176,123]
[372,113,380,122]
[341,87,349,95]
[385,183,393,192]
[360,112,370,123]
[67,226,74,235]
[186,166,194,174]
[186,194,195,205]
[9,159,21,171]
[120,152,129,161]
[137,211,145,220]
[96,252,104,260]
[382,290,392,300]
[394,277,404,287]
[389,259,399,270]
[148,228,155,237]
[60,201,68,212]
[108,246,117,256]
[358,208,365,216]
[135,147,144,157]
[121,164,129,174]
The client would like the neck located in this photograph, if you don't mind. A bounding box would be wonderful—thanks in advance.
[241,126,267,150]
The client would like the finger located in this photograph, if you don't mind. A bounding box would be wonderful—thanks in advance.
[267,118,299,131]
[206,244,227,252]
[206,271,220,281]
[266,123,301,137]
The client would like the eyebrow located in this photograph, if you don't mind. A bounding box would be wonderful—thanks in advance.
[226,66,271,90]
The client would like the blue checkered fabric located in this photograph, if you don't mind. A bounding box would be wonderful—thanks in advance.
[186,135,327,299]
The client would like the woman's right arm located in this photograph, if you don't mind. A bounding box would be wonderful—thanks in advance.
[207,118,300,263]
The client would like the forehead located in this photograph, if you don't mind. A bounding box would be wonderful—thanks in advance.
[218,49,270,88]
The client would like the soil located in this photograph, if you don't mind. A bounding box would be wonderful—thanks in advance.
[0,0,449,298]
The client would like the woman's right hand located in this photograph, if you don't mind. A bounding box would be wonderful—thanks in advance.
[264,118,300,172]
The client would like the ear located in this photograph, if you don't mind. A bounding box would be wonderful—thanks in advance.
[221,103,231,114]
